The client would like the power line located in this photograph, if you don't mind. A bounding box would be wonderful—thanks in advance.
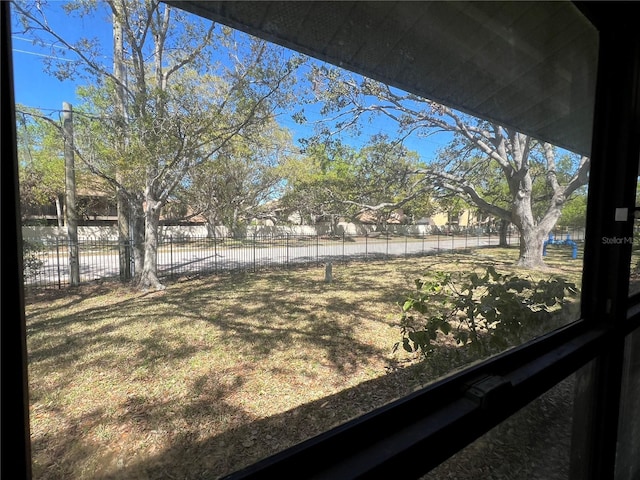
[12,48,74,62]
[12,34,76,61]
[12,35,72,51]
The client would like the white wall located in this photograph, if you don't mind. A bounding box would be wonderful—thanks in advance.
[248,225,319,236]
[22,226,119,242]
[23,222,439,243]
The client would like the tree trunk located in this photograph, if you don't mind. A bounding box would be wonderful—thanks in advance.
[331,215,339,236]
[206,218,216,238]
[63,102,80,286]
[499,219,509,247]
[55,195,64,227]
[137,199,165,290]
[509,174,561,268]
[117,190,131,281]
[514,206,563,268]
[515,226,548,268]
[206,212,222,238]
[130,197,146,281]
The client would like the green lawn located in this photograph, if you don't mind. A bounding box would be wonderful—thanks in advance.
[25,247,583,479]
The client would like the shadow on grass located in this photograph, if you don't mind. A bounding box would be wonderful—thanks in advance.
[24,250,582,479]
[30,377,253,480]
[25,248,582,378]
[89,341,575,480]
[90,358,443,480]
[25,248,582,386]
[158,275,389,372]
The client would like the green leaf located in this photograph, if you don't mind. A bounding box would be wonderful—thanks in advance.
[402,299,414,312]
[487,266,501,281]
[397,267,579,363]
[456,330,469,345]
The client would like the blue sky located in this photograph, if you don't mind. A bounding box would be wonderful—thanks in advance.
[12,33,79,110]
[11,2,113,111]
[9,1,450,162]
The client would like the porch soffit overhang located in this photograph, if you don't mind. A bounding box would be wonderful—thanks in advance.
[167,1,598,157]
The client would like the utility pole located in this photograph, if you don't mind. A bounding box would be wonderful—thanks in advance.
[63,101,80,286]
[114,11,131,281]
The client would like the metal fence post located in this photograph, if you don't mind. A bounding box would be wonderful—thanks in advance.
[128,240,134,279]
[254,233,257,273]
[214,233,218,274]
[56,237,62,289]
[168,237,173,279]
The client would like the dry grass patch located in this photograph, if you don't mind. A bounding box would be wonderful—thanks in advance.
[25,248,583,479]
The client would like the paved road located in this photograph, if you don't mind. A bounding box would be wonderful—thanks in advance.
[30,234,518,287]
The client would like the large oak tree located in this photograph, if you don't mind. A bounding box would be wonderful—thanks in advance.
[14,0,301,289]
[304,67,590,267]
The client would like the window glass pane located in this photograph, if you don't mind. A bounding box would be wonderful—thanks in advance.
[615,328,640,479]
[14,1,593,478]
[423,375,576,480]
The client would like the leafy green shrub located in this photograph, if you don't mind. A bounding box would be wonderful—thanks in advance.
[23,239,45,279]
[395,266,578,358]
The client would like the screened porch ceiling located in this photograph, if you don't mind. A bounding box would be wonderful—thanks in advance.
[167,1,598,157]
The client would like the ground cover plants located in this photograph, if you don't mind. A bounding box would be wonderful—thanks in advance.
[25,247,583,479]
[398,266,578,359]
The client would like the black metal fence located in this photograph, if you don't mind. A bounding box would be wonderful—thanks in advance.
[23,228,586,289]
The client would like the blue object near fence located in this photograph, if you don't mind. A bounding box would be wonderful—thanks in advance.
[543,233,578,259]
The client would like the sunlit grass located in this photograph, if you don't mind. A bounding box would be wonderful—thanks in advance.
[25,247,583,479]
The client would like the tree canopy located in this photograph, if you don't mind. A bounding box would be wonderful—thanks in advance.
[299,65,590,266]
[176,118,295,236]
[14,0,302,289]
[279,135,436,231]
[16,108,66,223]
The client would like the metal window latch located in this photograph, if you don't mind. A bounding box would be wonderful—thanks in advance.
[464,375,512,409]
